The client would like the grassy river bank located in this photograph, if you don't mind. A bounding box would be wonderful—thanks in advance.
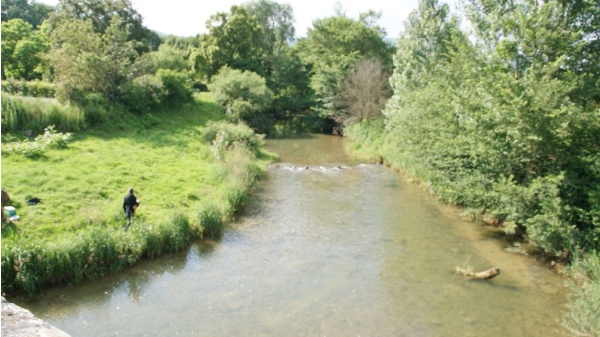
[1,93,275,295]
[345,120,600,336]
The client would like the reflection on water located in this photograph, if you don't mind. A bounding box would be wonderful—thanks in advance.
[10,135,566,336]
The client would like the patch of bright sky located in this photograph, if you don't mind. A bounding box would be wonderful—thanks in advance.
[35,0,461,39]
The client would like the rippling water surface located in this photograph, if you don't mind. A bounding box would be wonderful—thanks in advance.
[11,134,566,336]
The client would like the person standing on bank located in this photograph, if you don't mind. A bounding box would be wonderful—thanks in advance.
[123,187,140,231]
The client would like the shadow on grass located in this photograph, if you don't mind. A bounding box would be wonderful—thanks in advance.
[1,222,19,238]
[80,99,227,149]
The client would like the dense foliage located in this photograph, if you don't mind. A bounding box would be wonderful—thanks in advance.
[1,0,54,28]
[346,2,599,333]
[379,0,600,257]
[4,0,599,332]
[296,12,394,123]
[1,17,50,80]
[1,0,393,134]
[209,67,274,133]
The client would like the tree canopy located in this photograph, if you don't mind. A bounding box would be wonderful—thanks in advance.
[381,0,600,256]
[197,6,263,80]
[1,0,55,28]
[296,12,394,120]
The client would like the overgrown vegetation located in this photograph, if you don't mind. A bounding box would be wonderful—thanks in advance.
[209,67,275,133]
[1,94,85,133]
[3,0,597,334]
[563,253,600,336]
[346,0,599,335]
[1,0,392,135]
[2,125,72,158]
[1,93,275,295]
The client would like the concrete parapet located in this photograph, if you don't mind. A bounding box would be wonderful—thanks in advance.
[1,296,71,337]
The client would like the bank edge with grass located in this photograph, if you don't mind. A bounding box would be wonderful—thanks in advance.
[1,95,276,296]
[345,119,600,336]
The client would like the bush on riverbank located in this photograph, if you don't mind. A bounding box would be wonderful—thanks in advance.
[1,93,275,295]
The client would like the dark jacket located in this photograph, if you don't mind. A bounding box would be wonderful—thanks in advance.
[123,193,139,217]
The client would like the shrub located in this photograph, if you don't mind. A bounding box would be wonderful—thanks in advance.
[156,69,193,107]
[118,75,165,114]
[208,67,274,132]
[1,79,55,98]
[2,125,73,158]
[203,120,264,158]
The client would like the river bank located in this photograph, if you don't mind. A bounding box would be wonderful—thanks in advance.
[8,134,568,336]
[1,94,275,295]
[344,120,600,336]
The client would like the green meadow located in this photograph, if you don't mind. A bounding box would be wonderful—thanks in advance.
[1,93,276,294]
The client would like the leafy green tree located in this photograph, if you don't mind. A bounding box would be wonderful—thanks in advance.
[269,46,313,116]
[103,16,137,101]
[465,0,599,105]
[209,67,274,132]
[243,0,313,118]
[244,0,295,77]
[2,18,33,78]
[296,12,394,121]
[1,18,49,80]
[9,32,49,80]
[47,18,108,103]
[390,0,455,95]
[197,6,263,79]
[381,0,600,255]
[161,35,199,69]
[1,0,54,28]
[51,0,155,52]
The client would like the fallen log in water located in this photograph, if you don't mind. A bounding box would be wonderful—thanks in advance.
[453,266,501,280]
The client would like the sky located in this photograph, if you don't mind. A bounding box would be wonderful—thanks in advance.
[34,0,446,39]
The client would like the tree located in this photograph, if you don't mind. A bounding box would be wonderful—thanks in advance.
[102,16,137,101]
[380,0,600,254]
[197,6,263,80]
[1,0,55,28]
[209,67,274,133]
[1,18,49,80]
[296,13,394,122]
[337,58,391,127]
[465,0,600,105]
[47,18,108,102]
[268,46,313,116]
[242,0,313,118]
[51,0,155,52]
[385,0,456,110]
[244,0,295,77]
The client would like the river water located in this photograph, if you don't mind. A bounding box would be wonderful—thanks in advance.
[10,134,567,336]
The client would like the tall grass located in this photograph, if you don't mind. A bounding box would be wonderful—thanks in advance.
[563,253,600,337]
[1,95,85,133]
[1,93,275,295]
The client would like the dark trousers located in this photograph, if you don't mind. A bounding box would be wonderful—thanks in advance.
[124,208,135,231]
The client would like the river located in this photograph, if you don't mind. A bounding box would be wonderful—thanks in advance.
[10,134,567,336]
